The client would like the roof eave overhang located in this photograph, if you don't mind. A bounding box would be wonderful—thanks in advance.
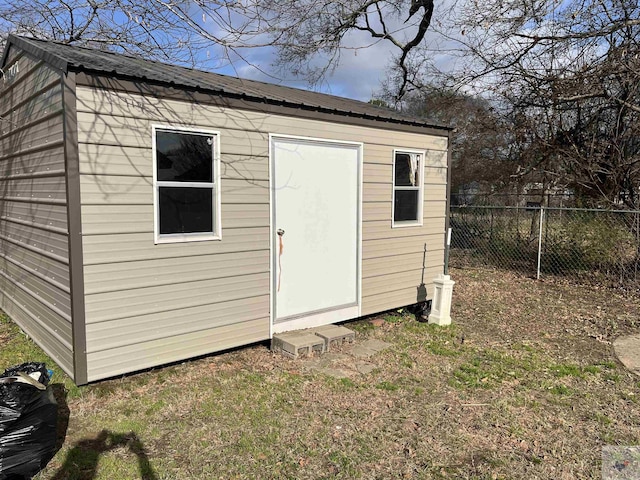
[73,68,452,135]
[2,34,69,72]
[2,35,451,134]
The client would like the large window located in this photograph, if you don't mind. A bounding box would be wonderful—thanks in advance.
[153,126,220,243]
[393,150,424,226]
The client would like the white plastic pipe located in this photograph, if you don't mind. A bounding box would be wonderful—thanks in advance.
[537,207,544,280]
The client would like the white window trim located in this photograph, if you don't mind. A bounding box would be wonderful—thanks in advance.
[392,148,425,228]
[152,124,222,244]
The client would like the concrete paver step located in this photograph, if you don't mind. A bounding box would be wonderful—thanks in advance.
[351,339,392,359]
[311,325,355,351]
[271,331,326,359]
[271,324,392,378]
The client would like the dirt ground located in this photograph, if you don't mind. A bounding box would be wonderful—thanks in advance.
[2,265,637,479]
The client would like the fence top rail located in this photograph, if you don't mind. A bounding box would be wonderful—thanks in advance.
[451,205,640,215]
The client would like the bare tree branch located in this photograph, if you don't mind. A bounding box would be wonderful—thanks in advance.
[0,0,438,99]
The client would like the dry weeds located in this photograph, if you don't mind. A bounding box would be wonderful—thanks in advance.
[1,266,637,479]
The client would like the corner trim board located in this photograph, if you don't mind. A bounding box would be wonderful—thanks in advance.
[62,71,89,385]
[444,132,453,266]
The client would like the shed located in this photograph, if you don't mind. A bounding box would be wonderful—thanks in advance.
[0,35,452,384]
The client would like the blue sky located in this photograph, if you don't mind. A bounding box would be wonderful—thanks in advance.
[0,0,460,102]
[186,29,394,102]
[213,41,398,102]
[190,8,459,102]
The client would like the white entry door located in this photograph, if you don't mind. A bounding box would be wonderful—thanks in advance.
[271,136,361,333]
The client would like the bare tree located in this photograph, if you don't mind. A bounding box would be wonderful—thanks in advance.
[0,0,256,64]
[0,0,441,99]
[253,0,435,100]
[438,0,640,207]
[399,87,514,197]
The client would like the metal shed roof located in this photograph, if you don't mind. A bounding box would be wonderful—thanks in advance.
[3,35,448,131]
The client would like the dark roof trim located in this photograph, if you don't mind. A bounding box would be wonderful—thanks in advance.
[2,34,68,72]
[75,71,450,137]
[3,35,451,133]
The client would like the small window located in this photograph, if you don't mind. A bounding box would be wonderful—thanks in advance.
[393,150,424,226]
[153,126,220,243]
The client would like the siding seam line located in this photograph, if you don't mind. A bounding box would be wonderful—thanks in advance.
[0,80,61,120]
[80,202,270,207]
[362,234,444,242]
[363,249,445,261]
[87,324,269,381]
[85,314,270,354]
[81,225,269,236]
[0,253,71,294]
[362,285,429,298]
[1,296,74,378]
[362,263,444,280]
[0,110,63,142]
[0,233,69,264]
[0,58,47,97]
[1,215,69,235]
[0,196,67,206]
[85,291,271,325]
[0,270,72,322]
[0,168,66,181]
[0,139,65,162]
[84,271,269,295]
[0,283,72,349]
[82,248,269,266]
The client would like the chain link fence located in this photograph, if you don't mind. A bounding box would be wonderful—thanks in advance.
[449,206,640,285]
[451,192,578,208]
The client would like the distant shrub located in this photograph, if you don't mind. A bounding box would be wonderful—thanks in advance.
[544,213,636,273]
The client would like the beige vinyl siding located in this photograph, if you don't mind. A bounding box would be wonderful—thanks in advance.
[361,147,447,315]
[82,229,269,264]
[83,250,266,294]
[87,318,267,381]
[76,88,271,380]
[74,93,445,151]
[76,85,448,380]
[0,46,73,376]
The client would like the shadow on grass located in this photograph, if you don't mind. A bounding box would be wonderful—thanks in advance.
[51,384,70,453]
[49,430,158,480]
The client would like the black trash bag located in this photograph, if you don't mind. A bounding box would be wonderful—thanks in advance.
[0,363,58,480]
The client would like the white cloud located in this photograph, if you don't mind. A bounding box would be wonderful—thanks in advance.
[194,0,464,102]
[202,32,397,102]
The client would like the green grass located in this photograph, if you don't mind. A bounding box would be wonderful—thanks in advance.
[592,412,612,425]
[375,381,399,391]
[337,377,357,389]
[426,342,462,357]
[550,363,601,378]
[348,319,375,334]
[383,313,403,324]
[549,384,571,396]
[450,349,537,390]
